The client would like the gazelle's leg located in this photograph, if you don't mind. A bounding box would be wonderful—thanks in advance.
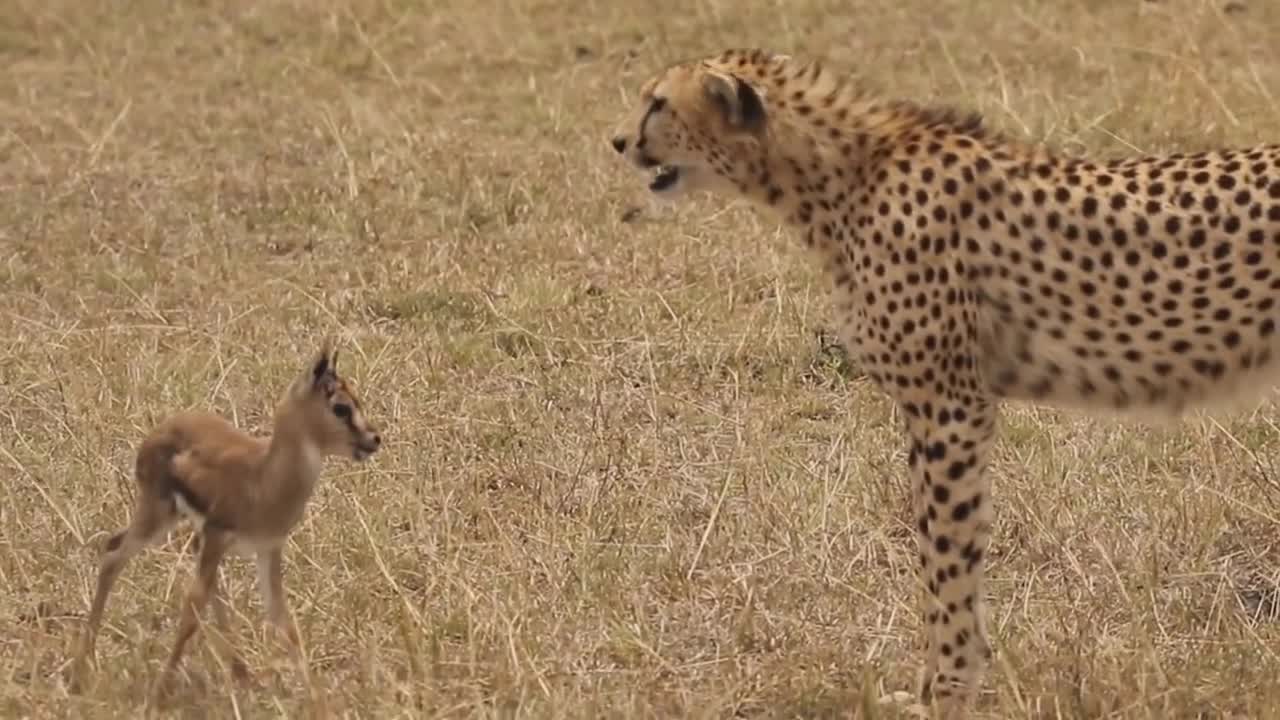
[73,498,175,691]
[152,528,231,701]
[256,546,300,653]
[207,559,250,681]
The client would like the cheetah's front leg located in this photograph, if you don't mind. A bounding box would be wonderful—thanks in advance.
[901,395,997,718]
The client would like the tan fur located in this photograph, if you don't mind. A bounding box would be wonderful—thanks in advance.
[71,340,382,700]
[610,47,1280,718]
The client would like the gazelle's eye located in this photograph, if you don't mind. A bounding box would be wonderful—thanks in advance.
[333,403,352,420]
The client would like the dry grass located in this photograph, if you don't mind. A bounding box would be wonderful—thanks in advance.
[5,0,1280,717]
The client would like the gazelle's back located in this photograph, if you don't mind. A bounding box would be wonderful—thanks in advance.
[136,411,268,531]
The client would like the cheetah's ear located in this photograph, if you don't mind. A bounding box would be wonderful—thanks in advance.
[702,72,766,134]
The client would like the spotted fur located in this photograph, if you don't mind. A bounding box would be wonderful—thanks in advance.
[610,47,1280,716]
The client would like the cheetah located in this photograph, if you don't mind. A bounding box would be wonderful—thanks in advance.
[608,47,1280,717]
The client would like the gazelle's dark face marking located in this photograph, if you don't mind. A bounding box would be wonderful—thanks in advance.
[329,377,381,461]
[306,347,382,461]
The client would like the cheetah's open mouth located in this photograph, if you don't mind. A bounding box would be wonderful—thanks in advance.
[649,166,681,192]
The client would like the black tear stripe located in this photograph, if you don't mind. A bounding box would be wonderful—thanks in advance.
[637,97,665,149]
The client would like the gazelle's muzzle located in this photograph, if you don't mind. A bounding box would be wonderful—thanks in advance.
[353,431,381,461]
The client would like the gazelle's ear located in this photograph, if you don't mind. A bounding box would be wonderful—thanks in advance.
[305,337,336,393]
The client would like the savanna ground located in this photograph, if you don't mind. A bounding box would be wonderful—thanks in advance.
[5,1,1280,718]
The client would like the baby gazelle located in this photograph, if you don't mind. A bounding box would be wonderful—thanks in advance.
[73,341,381,697]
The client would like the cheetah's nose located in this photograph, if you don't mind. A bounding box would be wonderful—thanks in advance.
[611,136,627,154]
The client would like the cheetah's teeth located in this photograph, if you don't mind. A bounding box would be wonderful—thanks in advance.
[649,166,680,192]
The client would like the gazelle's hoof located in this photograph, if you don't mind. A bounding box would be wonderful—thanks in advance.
[230,657,253,683]
[66,658,90,695]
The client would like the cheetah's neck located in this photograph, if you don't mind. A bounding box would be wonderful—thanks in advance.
[736,63,1048,262]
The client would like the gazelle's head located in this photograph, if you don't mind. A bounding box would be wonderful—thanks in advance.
[283,340,382,461]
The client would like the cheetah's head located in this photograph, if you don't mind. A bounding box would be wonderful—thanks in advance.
[609,58,770,200]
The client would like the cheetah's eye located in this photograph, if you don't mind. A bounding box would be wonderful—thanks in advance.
[333,403,352,420]
[650,96,667,112]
